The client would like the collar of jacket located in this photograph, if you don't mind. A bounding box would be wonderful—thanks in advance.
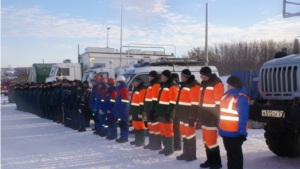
[117,82,128,91]
[149,76,160,85]
[108,86,116,92]
[201,74,221,87]
[224,87,248,99]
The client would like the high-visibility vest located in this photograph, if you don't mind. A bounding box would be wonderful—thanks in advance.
[176,81,200,118]
[199,81,224,108]
[219,93,249,132]
[155,80,178,116]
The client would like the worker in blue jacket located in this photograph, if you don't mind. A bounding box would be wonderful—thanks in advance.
[70,80,80,130]
[218,76,249,169]
[75,82,87,132]
[90,76,101,134]
[113,76,130,143]
[64,80,72,127]
[102,78,118,140]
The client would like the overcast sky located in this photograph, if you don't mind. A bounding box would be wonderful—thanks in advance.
[1,0,299,67]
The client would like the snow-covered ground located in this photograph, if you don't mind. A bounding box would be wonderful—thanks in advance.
[1,96,300,169]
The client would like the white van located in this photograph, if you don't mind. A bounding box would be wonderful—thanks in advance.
[123,63,219,90]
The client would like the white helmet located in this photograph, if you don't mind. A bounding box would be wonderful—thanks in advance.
[116,75,126,82]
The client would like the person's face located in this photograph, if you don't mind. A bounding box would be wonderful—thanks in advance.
[200,74,209,81]
[227,84,235,90]
[117,82,121,86]
[148,76,154,82]
[72,82,76,86]
[133,81,140,87]
[161,74,168,83]
[83,83,88,88]
[52,83,56,87]
[181,76,188,82]
[77,86,81,90]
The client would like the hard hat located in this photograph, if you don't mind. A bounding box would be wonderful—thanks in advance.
[93,75,101,82]
[100,77,107,83]
[108,78,115,85]
[116,75,126,82]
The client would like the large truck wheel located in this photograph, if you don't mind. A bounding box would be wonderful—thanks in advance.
[264,123,300,158]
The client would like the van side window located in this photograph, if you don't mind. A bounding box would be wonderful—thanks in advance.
[61,68,70,76]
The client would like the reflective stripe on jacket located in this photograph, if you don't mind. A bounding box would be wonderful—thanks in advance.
[218,88,249,137]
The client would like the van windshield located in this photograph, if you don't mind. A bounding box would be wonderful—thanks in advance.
[49,67,57,77]
[123,74,135,84]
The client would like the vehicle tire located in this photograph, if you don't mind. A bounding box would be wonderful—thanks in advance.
[264,123,300,158]
[4,93,8,96]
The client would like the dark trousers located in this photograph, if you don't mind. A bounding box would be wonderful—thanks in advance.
[84,108,92,127]
[173,117,182,150]
[78,109,86,130]
[223,136,244,169]
[71,108,79,129]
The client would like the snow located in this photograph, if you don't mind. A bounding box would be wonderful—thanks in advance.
[1,97,300,169]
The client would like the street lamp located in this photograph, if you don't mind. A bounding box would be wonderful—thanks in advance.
[107,27,110,48]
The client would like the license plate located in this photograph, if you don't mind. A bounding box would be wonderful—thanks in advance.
[262,110,284,118]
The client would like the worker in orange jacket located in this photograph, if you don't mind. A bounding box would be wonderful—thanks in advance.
[129,77,147,147]
[155,70,179,156]
[175,69,200,162]
[198,67,224,169]
[143,71,161,150]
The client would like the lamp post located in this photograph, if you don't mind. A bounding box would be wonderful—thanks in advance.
[107,27,110,48]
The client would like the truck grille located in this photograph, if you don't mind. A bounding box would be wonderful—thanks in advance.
[261,66,298,93]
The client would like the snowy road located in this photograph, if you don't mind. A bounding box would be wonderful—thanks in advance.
[1,101,300,169]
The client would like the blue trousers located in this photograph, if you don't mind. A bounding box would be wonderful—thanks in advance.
[101,114,109,135]
[119,115,129,141]
[94,110,102,130]
[107,114,117,138]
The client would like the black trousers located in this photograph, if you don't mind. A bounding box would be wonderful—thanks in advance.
[173,117,182,150]
[223,136,244,169]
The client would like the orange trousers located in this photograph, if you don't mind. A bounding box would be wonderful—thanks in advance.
[202,126,218,149]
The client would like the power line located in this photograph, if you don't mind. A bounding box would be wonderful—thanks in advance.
[94,4,111,47]
[158,8,195,49]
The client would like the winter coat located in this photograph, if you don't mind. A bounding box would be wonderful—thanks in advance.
[113,82,129,117]
[218,88,249,137]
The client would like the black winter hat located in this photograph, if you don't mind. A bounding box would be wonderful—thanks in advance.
[77,83,84,89]
[162,70,172,78]
[200,66,212,76]
[149,71,158,77]
[134,77,142,82]
[83,80,89,86]
[181,69,191,78]
[227,76,243,89]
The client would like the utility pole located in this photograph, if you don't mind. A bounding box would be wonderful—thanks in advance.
[119,0,123,68]
[107,27,110,48]
[204,3,208,66]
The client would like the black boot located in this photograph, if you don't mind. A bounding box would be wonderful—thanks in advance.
[143,134,153,149]
[200,146,212,168]
[136,130,146,147]
[176,143,188,160]
[185,145,197,162]
[151,134,162,150]
[130,130,138,145]
[210,147,222,169]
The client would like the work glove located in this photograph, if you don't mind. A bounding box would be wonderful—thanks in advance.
[138,114,143,119]
[99,110,105,115]
[239,135,247,141]
[128,115,132,121]
[107,110,111,114]
[165,114,171,122]
[78,109,82,113]
[188,117,196,127]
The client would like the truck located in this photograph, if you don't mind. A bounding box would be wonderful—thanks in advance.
[46,47,175,83]
[46,60,81,82]
[28,63,55,83]
[249,38,300,157]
